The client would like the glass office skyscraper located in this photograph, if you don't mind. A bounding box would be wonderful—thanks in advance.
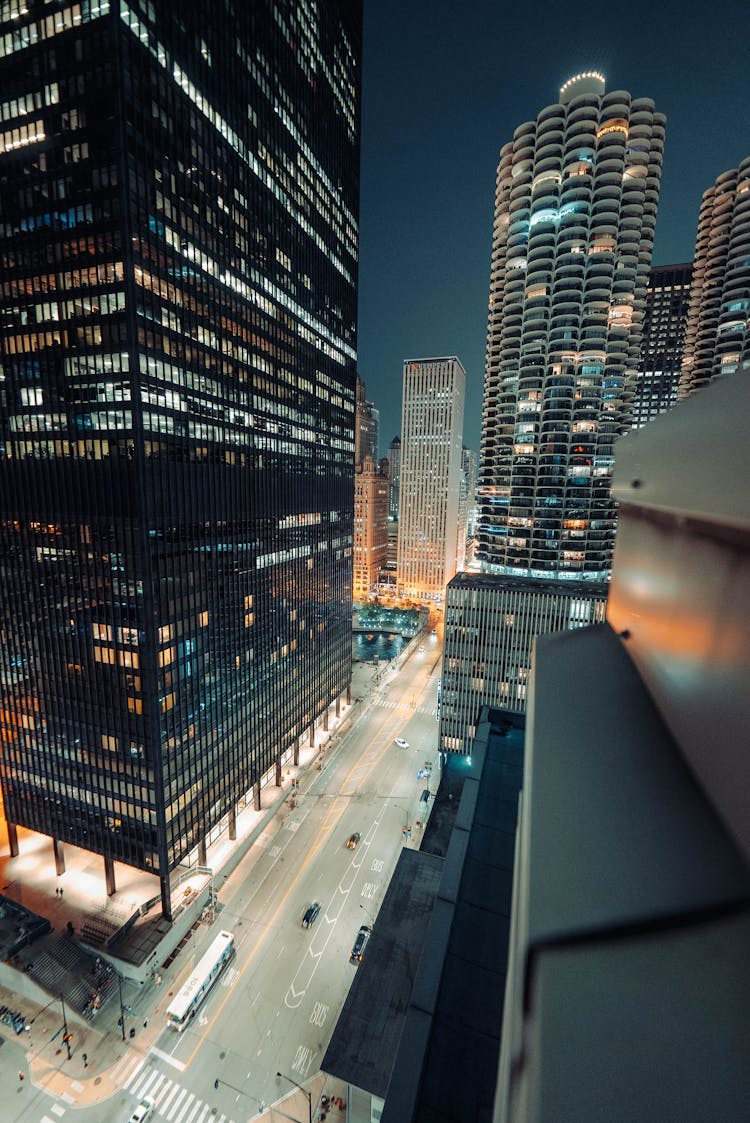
[0,0,361,917]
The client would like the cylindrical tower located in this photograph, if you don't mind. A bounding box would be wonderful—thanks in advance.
[679,155,750,399]
[478,74,665,579]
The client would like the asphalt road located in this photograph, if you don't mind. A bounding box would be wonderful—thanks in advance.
[9,635,442,1123]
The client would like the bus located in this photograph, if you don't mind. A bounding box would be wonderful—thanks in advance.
[166,930,235,1032]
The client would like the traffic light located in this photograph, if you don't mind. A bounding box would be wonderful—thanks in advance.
[214,1078,219,1090]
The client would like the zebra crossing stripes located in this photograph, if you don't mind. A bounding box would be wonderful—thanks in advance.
[124,1061,236,1123]
[376,699,429,714]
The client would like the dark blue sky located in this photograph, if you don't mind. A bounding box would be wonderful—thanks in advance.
[357,0,750,453]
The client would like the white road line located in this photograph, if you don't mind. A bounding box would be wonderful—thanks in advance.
[165,1087,188,1120]
[51,1108,66,1119]
[184,1100,203,1123]
[111,1053,140,1082]
[139,1069,163,1097]
[159,1082,181,1115]
[174,1092,196,1123]
[123,1059,146,1090]
[151,1045,187,1071]
[41,1117,56,1123]
[194,1106,212,1123]
[153,1076,173,1105]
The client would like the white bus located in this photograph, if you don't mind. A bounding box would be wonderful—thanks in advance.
[166,930,235,1032]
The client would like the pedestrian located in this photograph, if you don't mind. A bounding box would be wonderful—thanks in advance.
[60,887,64,898]
[82,1052,88,1067]
[143,1018,148,1028]
[55,887,59,897]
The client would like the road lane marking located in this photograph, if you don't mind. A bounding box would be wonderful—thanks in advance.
[151,1045,187,1071]
[159,1083,181,1115]
[173,1091,195,1123]
[51,1107,66,1119]
[123,1059,146,1090]
[165,1087,188,1120]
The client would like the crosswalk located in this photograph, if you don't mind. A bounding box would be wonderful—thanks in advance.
[374,699,431,715]
[113,1054,237,1123]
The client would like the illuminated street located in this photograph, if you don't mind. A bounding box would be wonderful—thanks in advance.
[2,634,442,1122]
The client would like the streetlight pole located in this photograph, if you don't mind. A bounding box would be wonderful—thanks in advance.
[359,903,376,926]
[117,971,126,1042]
[59,994,71,1060]
[276,1070,312,1123]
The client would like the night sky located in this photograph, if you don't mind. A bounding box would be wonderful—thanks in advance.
[357,0,750,453]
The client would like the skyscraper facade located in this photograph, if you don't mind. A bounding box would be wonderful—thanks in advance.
[632,262,692,428]
[387,434,400,520]
[354,375,378,464]
[679,156,750,400]
[478,72,664,578]
[353,455,388,601]
[441,73,664,736]
[397,357,465,601]
[0,0,361,916]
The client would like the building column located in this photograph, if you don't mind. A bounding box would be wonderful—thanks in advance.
[160,873,172,922]
[293,740,299,766]
[53,837,66,875]
[253,781,261,811]
[309,721,315,747]
[104,855,116,897]
[198,838,207,866]
[275,758,282,786]
[323,707,329,732]
[335,696,341,717]
[228,808,236,841]
[7,822,18,858]
[346,683,351,705]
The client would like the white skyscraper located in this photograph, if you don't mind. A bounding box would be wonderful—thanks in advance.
[397,357,466,601]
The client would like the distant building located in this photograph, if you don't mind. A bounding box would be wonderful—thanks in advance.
[439,572,606,751]
[397,357,466,601]
[632,262,692,428]
[456,446,478,570]
[387,435,401,520]
[355,376,379,464]
[679,156,750,400]
[353,456,389,602]
[442,73,664,727]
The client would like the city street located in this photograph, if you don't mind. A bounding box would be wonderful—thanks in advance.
[7,634,442,1123]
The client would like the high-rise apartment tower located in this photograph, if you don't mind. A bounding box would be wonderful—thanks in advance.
[387,434,401,520]
[679,156,750,400]
[397,357,465,601]
[478,71,665,577]
[0,0,361,916]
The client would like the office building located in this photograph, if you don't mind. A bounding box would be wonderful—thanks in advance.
[0,0,361,917]
[397,357,465,602]
[679,156,750,399]
[353,455,388,602]
[632,262,692,427]
[456,445,478,568]
[387,434,400,520]
[440,572,606,750]
[354,375,379,464]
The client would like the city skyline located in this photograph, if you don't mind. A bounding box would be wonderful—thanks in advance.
[358,0,750,450]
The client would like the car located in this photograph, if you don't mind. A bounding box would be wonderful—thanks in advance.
[301,901,320,928]
[345,832,361,849]
[349,924,371,963]
[128,1097,155,1123]
[394,737,409,748]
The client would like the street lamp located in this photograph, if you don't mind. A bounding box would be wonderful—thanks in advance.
[59,997,71,1055]
[359,903,376,926]
[116,970,126,1042]
[276,1070,312,1123]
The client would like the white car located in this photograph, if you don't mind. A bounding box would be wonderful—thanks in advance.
[394,737,409,749]
[128,1097,155,1123]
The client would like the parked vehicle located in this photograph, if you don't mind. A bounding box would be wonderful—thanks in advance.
[394,737,409,748]
[349,924,371,963]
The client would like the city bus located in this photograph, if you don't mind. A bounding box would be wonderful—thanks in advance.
[165,930,235,1032]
